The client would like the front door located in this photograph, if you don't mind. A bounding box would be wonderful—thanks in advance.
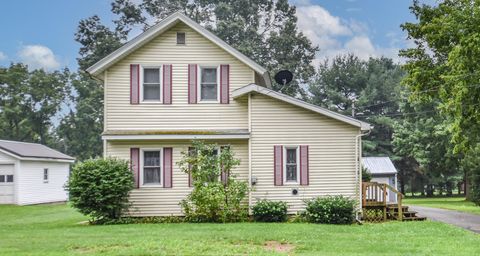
[388,176,396,202]
[0,164,14,204]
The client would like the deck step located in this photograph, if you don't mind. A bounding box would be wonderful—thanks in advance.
[402,216,427,221]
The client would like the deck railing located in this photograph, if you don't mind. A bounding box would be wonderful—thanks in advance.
[362,182,404,221]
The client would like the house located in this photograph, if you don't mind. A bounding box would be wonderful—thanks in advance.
[86,12,371,216]
[362,157,398,203]
[0,140,74,205]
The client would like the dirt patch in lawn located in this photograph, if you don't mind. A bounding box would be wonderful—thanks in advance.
[263,240,295,254]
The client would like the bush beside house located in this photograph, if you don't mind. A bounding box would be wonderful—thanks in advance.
[252,200,288,222]
[305,196,356,224]
[66,158,133,223]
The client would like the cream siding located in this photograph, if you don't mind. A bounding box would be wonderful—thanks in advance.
[105,22,254,132]
[106,140,248,216]
[249,94,360,213]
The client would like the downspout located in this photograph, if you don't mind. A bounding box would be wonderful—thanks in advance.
[248,93,253,215]
[355,128,371,223]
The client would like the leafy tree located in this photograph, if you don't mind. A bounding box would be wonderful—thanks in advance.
[400,0,480,154]
[57,15,124,160]
[0,63,71,145]
[400,0,480,198]
[309,54,404,157]
[177,140,248,222]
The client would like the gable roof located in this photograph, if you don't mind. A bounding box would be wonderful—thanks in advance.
[232,84,372,131]
[86,11,271,86]
[362,157,397,175]
[0,140,74,162]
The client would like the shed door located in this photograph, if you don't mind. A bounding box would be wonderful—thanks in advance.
[0,164,14,204]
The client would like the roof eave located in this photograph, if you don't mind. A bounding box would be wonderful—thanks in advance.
[232,84,372,131]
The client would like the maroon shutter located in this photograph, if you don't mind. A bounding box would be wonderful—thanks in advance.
[188,64,197,104]
[130,64,140,104]
[163,64,172,104]
[220,64,229,104]
[300,145,309,185]
[188,147,195,187]
[274,145,283,186]
[130,148,140,188]
[163,147,173,188]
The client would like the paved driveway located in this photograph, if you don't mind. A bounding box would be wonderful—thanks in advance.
[410,206,480,233]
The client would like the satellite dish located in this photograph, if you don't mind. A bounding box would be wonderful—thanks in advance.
[274,70,293,86]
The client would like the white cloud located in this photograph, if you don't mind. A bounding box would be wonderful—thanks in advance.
[295,3,401,64]
[0,51,7,61]
[18,45,60,71]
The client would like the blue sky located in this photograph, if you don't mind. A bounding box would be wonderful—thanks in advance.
[0,0,420,71]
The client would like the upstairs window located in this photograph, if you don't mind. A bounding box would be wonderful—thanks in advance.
[142,67,161,101]
[177,32,186,45]
[284,147,299,183]
[199,67,218,102]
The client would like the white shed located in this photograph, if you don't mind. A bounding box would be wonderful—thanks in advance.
[0,140,74,205]
[362,157,398,203]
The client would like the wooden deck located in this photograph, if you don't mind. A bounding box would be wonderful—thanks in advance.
[362,182,426,222]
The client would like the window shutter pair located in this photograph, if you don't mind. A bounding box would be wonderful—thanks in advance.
[188,64,230,104]
[130,147,173,188]
[273,145,309,186]
[130,64,172,104]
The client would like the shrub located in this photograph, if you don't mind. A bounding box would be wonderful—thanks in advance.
[178,140,248,222]
[66,158,133,223]
[305,195,356,224]
[252,200,288,222]
[362,166,372,182]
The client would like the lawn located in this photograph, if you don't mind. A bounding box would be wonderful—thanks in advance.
[404,197,480,215]
[1,204,479,255]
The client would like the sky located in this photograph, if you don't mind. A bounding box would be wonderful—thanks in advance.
[0,0,422,72]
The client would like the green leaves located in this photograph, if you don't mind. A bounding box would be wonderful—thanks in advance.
[178,140,248,222]
[252,200,288,222]
[66,158,134,223]
[305,196,356,224]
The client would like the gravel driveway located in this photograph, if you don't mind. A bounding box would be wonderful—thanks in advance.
[410,206,480,233]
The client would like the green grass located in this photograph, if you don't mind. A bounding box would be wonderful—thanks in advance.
[0,204,479,255]
[404,197,480,215]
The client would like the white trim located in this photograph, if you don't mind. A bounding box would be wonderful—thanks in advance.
[0,148,74,163]
[140,65,163,103]
[197,65,220,103]
[102,134,250,140]
[140,148,163,187]
[283,146,300,184]
[86,11,270,87]
[247,93,252,213]
[232,84,372,131]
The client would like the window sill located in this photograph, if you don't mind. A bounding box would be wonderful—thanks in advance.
[140,184,163,188]
[140,101,163,105]
[43,181,49,184]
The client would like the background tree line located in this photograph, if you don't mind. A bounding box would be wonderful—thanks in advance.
[0,0,478,202]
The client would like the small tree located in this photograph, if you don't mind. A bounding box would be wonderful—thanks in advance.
[362,166,372,182]
[66,158,133,223]
[178,140,248,222]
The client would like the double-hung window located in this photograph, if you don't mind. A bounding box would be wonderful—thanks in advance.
[284,147,299,183]
[142,67,162,101]
[43,168,49,183]
[199,66,219,102]
[142,150,162,186]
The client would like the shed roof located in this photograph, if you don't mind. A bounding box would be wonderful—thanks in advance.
[362,157,397,175]
[0,140,74,162]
